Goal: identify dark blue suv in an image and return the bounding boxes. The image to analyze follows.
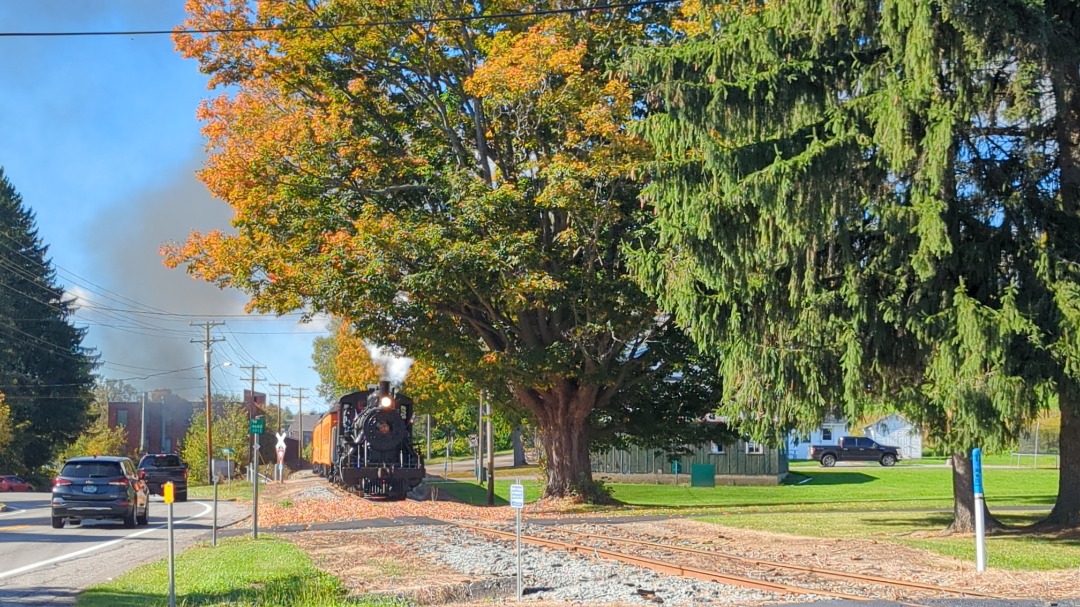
[51,456,150,529]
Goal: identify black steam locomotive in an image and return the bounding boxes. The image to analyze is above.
[310,381,425,498]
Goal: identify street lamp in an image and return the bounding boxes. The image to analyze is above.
[204,360,233,483]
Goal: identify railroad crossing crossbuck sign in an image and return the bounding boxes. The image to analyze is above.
[275,431,287,466]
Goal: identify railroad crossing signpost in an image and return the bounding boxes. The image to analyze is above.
[275,432,287,483]
[510,481,525,600]
[251,417,263,539]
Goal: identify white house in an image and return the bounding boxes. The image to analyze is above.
[863,413,922,460]
[786,416,849,460]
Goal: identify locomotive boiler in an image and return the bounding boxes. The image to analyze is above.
[310,380,425,498]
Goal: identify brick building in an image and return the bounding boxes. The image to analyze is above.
[108,389,267,456]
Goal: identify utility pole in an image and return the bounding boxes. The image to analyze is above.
[271,383,290,431]
[191,321,225,483]
[293,387,307,457]
[238,365,266,471]
[140,392,147,455]
[486,392,495,505]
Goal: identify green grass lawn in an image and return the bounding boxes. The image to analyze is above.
[77,536,404,607]
[437,465,1058,512]
[188,480,255,502]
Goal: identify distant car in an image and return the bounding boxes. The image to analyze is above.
[137,453,189,502]
[51,456,150,529]
[0,475,34,492]
[809,436,901,467]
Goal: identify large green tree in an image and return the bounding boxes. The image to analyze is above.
[166,0,723,500]
[181,400,252,484]
[0,168,96,475]
[629,0,1080,529]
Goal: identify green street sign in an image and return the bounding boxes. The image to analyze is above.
[249,419,265,434]
[221,448,234,455]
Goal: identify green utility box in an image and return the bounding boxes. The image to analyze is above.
[690,463,716,487]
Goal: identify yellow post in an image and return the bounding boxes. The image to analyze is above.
[164,481,176,607]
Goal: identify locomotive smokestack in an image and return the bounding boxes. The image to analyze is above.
[379,380,391,395]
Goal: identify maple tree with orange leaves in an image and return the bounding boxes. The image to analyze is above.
[164,0,728,501]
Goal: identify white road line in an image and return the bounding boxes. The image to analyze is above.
[0,502,213,581]
[0,507,24,517]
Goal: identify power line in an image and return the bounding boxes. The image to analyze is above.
[0,1,675,37]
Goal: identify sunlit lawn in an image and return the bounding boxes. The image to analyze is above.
[441,465,1058,511]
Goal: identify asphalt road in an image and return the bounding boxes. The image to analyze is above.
[0,490,248,606]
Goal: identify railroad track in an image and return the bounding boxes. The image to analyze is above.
[451,521,1007,605]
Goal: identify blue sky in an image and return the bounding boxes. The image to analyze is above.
[0,2,331,413]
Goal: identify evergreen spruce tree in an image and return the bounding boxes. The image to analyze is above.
[0,167,96,474]
[628,1,1080,529]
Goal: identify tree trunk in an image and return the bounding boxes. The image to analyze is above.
[516,381,611,503]
[947,450,1003,534]
[1040,21,1080,530]
[1042,382,1080,527]
[511,425,528,467]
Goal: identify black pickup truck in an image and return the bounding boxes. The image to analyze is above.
[137,454,188,501]
[809,436,900,467]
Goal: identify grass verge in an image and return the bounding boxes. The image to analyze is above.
[76,536,407,607]
[188,481,255,502]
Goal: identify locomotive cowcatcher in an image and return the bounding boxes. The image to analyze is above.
[311,381,425,499]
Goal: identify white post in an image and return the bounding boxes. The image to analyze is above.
[510,478,524,601]
[516,505,522,601]
[972,448,986,572]
[1033,421,1040,469]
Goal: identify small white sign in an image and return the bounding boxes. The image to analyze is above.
[509,483,525,509]
[275,431,288,450]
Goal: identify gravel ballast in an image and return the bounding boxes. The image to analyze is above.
[411,524,809,606]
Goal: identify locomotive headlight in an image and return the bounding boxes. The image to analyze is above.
[379,395,394,409]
